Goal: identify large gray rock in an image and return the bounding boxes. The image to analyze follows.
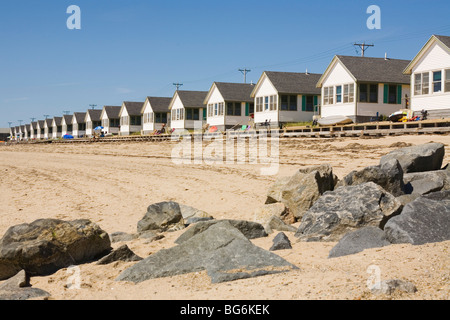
[174,219,267,244]
[0,270,50,300]
[137,201,185,233]
[270,232,292,251]
[384,191,450,245]
[328,227,391,258]
[268,164,337,220]
[116,221,297,284]
[96,244,143,265]
[337,159,405,196]
[253,202,295,234]
[370,279,417,295]
[380,142,445,173]
[295,182,402,242]
[0,219,111,281]
[403,170,450,195]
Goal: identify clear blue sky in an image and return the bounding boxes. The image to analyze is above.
[1,0,450,128]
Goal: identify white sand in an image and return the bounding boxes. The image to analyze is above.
[0,134,449,300]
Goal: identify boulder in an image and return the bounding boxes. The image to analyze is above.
[0,270,50,300]
[269,232,292,251]
[379,142,445,173]
[269,164,337,220]
[137,201,185,233]
[96,245,143,265]
[253,202,295,233]
[265,176,291,204]
[109,232,138,243]
[295,182,402,242]
[174,219,267,244]
[403,170,450,195]
[328,227,391,258]
[179,204,213,222]
[116,220,298,284]
[264,216,297,234]
[384,191,450,245]
[370,279,417,295]
[337,159,405,196]
[0,219,111,281]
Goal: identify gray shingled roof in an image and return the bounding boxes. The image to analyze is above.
[435,34,450,49]
[213,82,254,102]
[103,106,121,119]
[176,90,208,109]
[53,117,62,126]
[37,120,44,128]
[62,115,72,124]
[262,71,322,95]
[337,55,410,84]
[145,97,172,113]
[30,121,37,129]
[123,101,144,116]
[86,109,102,121]
[44,119,53,127]
[73,112,86,123]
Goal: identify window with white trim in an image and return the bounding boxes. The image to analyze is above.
[323,86,334,105]
[446,69,450,92]
[414,72,430,95]
[433,71,442,93]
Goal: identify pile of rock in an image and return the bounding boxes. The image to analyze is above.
[261,142,449,258]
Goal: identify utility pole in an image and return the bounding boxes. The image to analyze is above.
[30,117,36,122]
[173,83,183,91]
[8,122,12,128]
[43,115,50,119]
[353,42,374,57]
[89,104,97,110]
[238,68,251,83]
[63,111,70,115]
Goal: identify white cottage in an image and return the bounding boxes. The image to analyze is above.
[250,71,322,128]
[43,119,53,139]
[36,120,45,140]
[403,35,450,119]
[119,101,144,136]
[100,106,121,135]
[169,90,208,131]
[24,124,31,140]
[51,117,63,139]
[204,82,254,131]
[85,109,103,137]
[141,97,171,135]
[61,115,73,136]
[29,121,38,140]
[317,55,411,123]
[72,112,87,138]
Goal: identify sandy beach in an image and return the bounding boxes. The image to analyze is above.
[0,134,449,300]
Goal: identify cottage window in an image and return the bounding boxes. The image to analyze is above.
[433,71,442,93]
[185,108,200,120]
[280,95,297,111]
[388,85,398,104]
[336,86,342,103]
[343,84,354,103]
[155,112,167,123]
[323,87,334,105]
[414,72,429,95]
[359,84,378,103]
[264,97,269,111]
[227,102,241,116]
[446,69,450,92]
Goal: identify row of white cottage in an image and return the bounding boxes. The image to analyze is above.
[12,34,450,140]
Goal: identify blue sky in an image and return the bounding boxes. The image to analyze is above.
[1,0,450,128]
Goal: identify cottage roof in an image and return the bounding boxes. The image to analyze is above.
[53,117,62,126]
[206,82,254,104]
[37,120,44,128]
[122,101,144,116]
[103,106,121,119]
[44,119,53,127]
[73,112,87,123]
[173,90,208,109]
[251,71,322,97]
[86,109,102,121]
[62,115,73,124]
[143,97,172,113]
[435,34,450,49]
